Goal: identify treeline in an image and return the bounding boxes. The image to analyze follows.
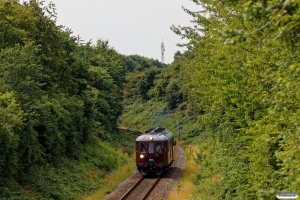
[122,52,188,110]
[0,0,126,193]
[123,54,167,72]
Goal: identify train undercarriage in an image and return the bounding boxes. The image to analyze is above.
[137,159,172,176]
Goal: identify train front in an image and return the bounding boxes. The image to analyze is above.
[135,132,168,176]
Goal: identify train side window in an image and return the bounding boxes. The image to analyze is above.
[141,143,147,153]
[156,143,162,153]
[149,142,154,153]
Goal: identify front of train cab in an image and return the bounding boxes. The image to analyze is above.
[136,138,165,176]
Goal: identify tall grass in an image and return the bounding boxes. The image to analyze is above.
[168,142,199,200]
[79,157,136,200]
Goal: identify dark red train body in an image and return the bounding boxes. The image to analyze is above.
[135,127,175,176]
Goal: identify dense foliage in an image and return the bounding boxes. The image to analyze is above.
[122,53,186,111]
[123,54,167,72]
[122,0,300,199]
[170,0,300,199]
[0,1,131,199]
[2,0,299,199]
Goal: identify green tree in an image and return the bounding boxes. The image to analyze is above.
[171,0,280,198]
[222,0,300,195]
[0,92,23,177]
[0,42,45,172]
[164,79,183,109]
[0,0,128,176]
[138,67,161,100]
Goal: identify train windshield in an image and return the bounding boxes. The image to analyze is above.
[149,142,154,153]
[141,143,147,153]
[156,142,162,153]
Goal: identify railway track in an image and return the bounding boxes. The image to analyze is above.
[119,127,143,136]
[120,176,161,200]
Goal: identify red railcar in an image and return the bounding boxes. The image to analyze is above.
[135,127,175,176]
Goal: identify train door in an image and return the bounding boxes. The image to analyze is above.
[166,137,174,166]
[136,142,140,165]
[171,137,174,162]
[169,139,172,164]
[166,139,171,165]
[137,142,147,166]
[163,141,168,165]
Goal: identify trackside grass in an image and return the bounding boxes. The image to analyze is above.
[79,156,136,200]
[168,142,199,200]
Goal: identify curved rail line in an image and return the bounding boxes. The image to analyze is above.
[141,176,161,200]
[120,176,161,200]
[119,177,144,200]
[119,127,143,136]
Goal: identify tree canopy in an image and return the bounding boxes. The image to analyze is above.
[0,1,126,196]
[168,0,300,198]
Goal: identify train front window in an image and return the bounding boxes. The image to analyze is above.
[149,142,154,153]
[141,143,147,153]
[156,143,162,153]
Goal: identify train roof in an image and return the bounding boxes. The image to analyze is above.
[136,128,174,142]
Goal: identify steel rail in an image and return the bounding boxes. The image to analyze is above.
[119,127,143,136]
[119,177,144,200]
[141,176,161,200]
[120,176,161,200]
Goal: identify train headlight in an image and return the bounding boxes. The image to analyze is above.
[140,154,145,159]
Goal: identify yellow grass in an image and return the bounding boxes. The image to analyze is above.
[168,143,200,200]
[79,157,136,200]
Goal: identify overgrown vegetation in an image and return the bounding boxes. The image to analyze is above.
[0,1,135,199]
[121,0,300,199]
[171,0,300,198]
[1,0,300,199]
